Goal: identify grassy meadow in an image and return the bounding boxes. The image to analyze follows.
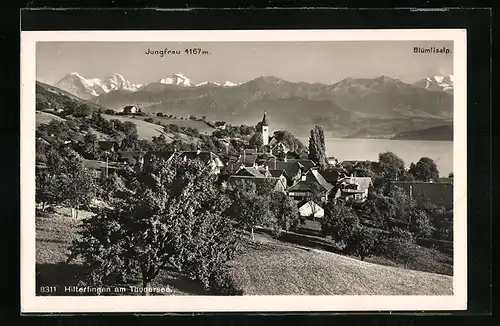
[36,210,453,296]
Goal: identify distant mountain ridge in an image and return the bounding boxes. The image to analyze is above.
[391,125,453,141]
[92,74,453,120]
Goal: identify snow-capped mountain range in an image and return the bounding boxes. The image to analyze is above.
[159,73,241,88]
[53,71,451,101]
[55,72,144,100]
[55,72,242,99]
[413,75,454,94]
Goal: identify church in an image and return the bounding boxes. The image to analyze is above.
[260,111,270,146]
[258,111,289,156]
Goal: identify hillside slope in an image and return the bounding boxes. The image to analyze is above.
[229,237,453,295]
[391,125,453,141]
[100,114,199,143]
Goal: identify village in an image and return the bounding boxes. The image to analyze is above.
[39,110,453,221]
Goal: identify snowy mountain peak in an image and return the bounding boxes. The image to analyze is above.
[159,73,192,87]
[55,72,143,100]
[223,81,241,87]
[195,80,240,87]
[415,74,454,94]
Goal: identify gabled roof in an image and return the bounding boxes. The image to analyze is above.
[263,159,302,177]
[234,167,266,178]
[286,159,316,171]
[309,170,334,192]
[268,169,286,178]
[287,169,334,193]
[338,176,373,193]
[297,199,324,210]
[319,169,343,184]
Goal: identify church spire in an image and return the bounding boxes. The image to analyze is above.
[261,111,269,127]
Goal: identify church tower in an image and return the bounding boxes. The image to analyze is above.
[261,111,269,146]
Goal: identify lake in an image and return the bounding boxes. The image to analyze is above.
[298,138,454,177]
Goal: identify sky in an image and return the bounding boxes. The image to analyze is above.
[36,41,454,86]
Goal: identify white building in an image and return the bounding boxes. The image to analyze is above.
[298,200,325,219]
[260,111,269,146]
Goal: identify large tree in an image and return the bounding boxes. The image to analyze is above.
[36,145,96,217]
[409,157,440,181]
[377,151,406,181]
[68,155,240,294]
[308,125,327,169]
[226,179,272,240]
[273,130,307,154]
[269,191,300,236]
[249,131,264,150]
[321,201,361,245]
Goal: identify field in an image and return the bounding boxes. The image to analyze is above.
[130,115,216,135]
[101,114,200,143]
[36,210,453,296]
[230,233,452,295]
[36,111,66,127]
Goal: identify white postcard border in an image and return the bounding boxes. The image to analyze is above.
[21,29,467,313]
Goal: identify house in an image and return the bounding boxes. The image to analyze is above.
[82,159,123,178]
[266,137,290,156]
[327,156,338,166]
[287,169,334,203]
[98,140,121,152]
[143,150,224,175]
[268,169,292,188]
[286,158,316,172]
[227,175,287,193]
[214,121,227,130]
[234,166,270,178]
[320,167,346,185]
[122,105,140,114]
[117,151,144,165]
[263,158,304,185]
[298,200,325,219]
[333,176,373,202]
[391,180,453,209]
[143,150,176,168]
[225,151,258,172]
[255,152,276,166]
[179,150,225,175]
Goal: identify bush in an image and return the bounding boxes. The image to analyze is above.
[321,201,361,244]
[374,227,416,262]
[207,266,243,295]
[345,226,379,260]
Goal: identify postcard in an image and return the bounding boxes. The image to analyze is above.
[21,29,467,313]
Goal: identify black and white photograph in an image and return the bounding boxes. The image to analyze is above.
[21,29,467,312]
